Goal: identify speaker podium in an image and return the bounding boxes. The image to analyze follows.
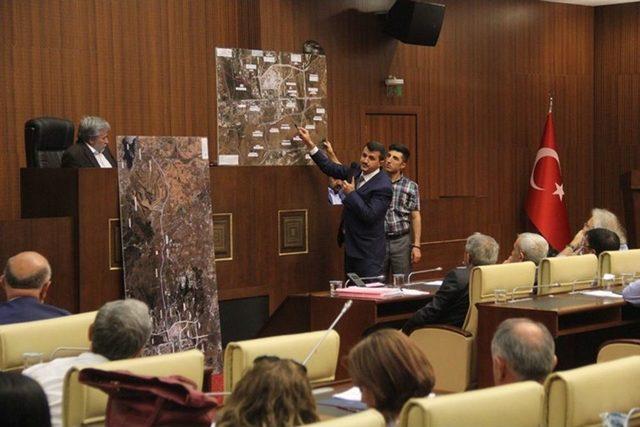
[21,168,122,312]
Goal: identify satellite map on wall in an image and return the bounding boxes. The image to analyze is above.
[216,47,327,166]
[117,136,222,370]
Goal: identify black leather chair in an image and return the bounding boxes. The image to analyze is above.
[25,117,75,167]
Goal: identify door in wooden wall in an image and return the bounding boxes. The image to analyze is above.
[362,113,418,180]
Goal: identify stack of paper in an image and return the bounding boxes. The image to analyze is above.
[335,287,403,299]
[580,290,623,299]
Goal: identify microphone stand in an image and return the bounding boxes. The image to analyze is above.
[302,300,353,366]
[406,267,443,284]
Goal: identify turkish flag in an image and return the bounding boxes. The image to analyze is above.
[525,112,571,251]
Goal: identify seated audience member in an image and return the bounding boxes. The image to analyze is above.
[61,116,116,168]
[0,251,69,325]
[491,318,557,386]
[24,299,152,427]
[622,279,640,306]
[583,228,620,256]
[216,356,319,427]
[348,329,435,426]
[0,372,51,427]
[402,232,499,333]
[503,232,549,266]
[561,208,628,255]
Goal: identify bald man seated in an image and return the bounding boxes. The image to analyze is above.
[491,318,557,386]
[0,251,69,325]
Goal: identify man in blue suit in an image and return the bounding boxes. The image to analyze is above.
[298,127,393,278]
[0,251,69,325]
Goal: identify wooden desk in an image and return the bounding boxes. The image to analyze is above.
[21,168,121,312]
[314,380,360,419]
[476,290,640,388]
[259,285,438,379]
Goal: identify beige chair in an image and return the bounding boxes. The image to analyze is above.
[597,339,640,363]
[307,409,386,426]
[224,330,340,392]
[544,355,640,427]
[409,262,536,392]
[398,381,544,427]
[599,249,640,283]
[62,349,204,427]
[537,254,598,295]
[0,311,96,372]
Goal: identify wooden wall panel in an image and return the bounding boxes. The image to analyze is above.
[0,218,77,313]
[595,3,640,233]
[1,0,597,313]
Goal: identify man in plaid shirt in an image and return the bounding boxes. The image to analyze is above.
[383,144,422,278]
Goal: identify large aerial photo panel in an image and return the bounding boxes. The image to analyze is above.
[117,136,222,370]
[216,47,328,166]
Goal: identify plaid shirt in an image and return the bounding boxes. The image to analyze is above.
[385,175,420,237]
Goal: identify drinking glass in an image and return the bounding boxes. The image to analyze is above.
[22,352,43,369]
[621,272,634,287]
[329,280,343,296]
[494,288,508,303]
[393,274,405,288]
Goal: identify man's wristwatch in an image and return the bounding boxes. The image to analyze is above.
[412,245,421,249]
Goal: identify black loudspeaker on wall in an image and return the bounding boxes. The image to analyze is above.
[384,0,445,47]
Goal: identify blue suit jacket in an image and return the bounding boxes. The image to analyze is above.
[0,297,70,325]
[312,150,393,262]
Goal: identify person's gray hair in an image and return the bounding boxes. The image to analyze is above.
[591,208,627,244]
[491,318,555,383]
[465,232,499,266]
[77,116,110,143]
[517,233,549,265]
[2,254,51,289]
[92,299,152,360]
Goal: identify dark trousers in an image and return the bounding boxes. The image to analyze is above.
[344,254,383,280]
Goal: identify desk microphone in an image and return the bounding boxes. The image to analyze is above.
[302,300,353,366]
[407,267,443,284]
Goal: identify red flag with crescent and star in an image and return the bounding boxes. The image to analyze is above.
[525,110,571,251]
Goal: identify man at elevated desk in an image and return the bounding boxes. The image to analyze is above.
[61,116,117,168]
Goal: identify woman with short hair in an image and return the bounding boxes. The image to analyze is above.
[348,329,435,426]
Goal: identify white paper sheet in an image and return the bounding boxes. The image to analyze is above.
[400,288,430,296]
[333,387,362,401]
[580,290,623,298]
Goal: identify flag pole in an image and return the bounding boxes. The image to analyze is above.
[548,93,553,114]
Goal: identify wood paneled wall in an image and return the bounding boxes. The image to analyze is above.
[594,3,640,240]
[1,0,600,310]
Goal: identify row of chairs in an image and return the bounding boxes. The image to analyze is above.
[311,355,640,427]
[1,311,639,426]
[538,249,639,295]
[0,311,203,426]
[410,249,640,393]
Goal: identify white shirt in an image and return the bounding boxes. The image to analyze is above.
[86,143,113,168]
[309,146,380,188]
[24,352,109,427]
[357,168,380,188]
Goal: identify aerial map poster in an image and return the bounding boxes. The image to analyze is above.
[216,47,328,166]
[116,136,222,370]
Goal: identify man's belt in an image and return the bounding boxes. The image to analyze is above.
[387,232,409,240]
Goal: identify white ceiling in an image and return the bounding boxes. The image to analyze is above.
[543,0,638,6]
